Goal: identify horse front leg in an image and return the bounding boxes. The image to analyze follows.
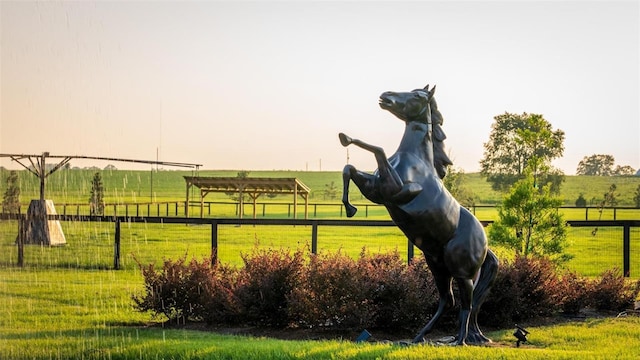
[339,133,406,197]
[342,164,380,218]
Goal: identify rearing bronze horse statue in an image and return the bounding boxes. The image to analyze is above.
[340,85,498,345]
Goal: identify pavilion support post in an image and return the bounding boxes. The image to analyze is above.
[185,182,190,217]
[238,188,244,219]
[293,184,298,219]
[200,189,204,218]
[251,193,259,219]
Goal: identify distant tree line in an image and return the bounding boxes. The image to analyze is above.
[576,154,635,176]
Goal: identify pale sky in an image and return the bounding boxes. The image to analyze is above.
[1,1,638,174]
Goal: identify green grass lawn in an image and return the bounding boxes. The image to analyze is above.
[1,264,639,359]
[2,169,640,359]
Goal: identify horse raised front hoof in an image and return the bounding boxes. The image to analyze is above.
[338,133,353,147]
[344,203,358,217]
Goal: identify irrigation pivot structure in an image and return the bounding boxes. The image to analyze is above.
[1,152,202,246]
[1,152,202,200]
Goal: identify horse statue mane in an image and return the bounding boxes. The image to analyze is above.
[420,85,453,179]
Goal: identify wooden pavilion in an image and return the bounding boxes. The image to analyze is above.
[183,176,311,219]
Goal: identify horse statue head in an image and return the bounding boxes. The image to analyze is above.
[378,85,436,124]
[378,85,452,179]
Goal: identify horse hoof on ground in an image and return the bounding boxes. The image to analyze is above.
[464,332,492,345]
[339,133,353,147]
[412,336,425,344]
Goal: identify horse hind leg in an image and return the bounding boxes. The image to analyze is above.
[413,271,454,343]
[467,249,499,344]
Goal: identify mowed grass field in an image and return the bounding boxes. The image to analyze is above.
[1,169,640,359]
[1,220,640,359]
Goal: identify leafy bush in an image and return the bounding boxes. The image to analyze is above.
[288,249,438,330]
[364,253,437,329]
[200,262,241,325]
[588,268,640,312]
[558,270,591,315]
[234,248,305,327]
[133,249,640,332]
[480,255,562,327]
[132,255,217,324]
[288,250,367,329]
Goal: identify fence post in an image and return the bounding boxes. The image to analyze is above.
[623,222,630,277]
[114,219,121,270]
[211,221,218,265]
[407,240,414,263]
[17,216,24,267]
[311,221,318,254]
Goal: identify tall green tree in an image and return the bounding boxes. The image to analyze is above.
[633,184,640,208]
[576,154,615,176]
[480,112,565,192]
[488,164,569,262]
[443,166,476,208]
[2,171,21,214]
[89,172,105,216]
[612,165,636,176]
[323,181,338,200]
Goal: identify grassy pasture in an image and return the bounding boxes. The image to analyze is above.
[1,231,640,359]
[2,169,640,207]
[2,169,640,359]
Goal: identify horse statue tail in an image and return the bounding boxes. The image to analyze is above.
[473,249,498,307]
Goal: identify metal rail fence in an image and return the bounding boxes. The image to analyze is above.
[3,202,640,220]
[2,214,637,277]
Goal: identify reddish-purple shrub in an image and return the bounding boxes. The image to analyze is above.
[234,248,305,327]
[132,255,217,323]
[362,252,438,329]
[480,255,562,327]
[288,250,368,329]
[200,262,241,325]
[588,268,640,312]
[133,248,640,332]
[558,270,591,315]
